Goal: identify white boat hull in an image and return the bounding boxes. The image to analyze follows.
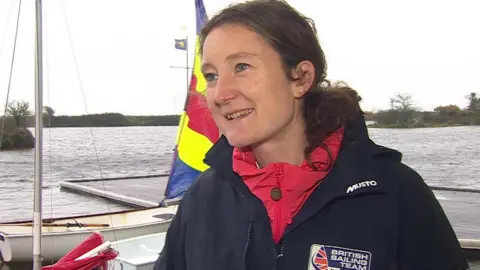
[0,205,177,263]
[111,232,167,270]
[106,234,480,270]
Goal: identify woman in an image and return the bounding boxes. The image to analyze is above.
[155,1,468,269]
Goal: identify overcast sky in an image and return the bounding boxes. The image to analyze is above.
[0,0,479,116]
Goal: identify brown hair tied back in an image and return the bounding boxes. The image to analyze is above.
[302,80,362,168]
[199,0,362,169]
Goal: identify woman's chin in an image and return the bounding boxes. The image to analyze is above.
[224,134,253,148]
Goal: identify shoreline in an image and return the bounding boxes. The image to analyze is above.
[367,123,479,129]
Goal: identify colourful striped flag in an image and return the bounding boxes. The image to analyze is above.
[164,0,219,200]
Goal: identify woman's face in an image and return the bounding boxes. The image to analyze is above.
[201,24,311,148]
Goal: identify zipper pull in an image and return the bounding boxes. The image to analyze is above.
[276,240,284,259]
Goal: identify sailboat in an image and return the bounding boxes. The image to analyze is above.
[0,0,216,265]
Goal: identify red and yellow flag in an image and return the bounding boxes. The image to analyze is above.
[165,0,220,200]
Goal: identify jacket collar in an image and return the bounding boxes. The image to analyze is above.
[202,113,402,209]
[203,113,396,169]
[204,134,234,170]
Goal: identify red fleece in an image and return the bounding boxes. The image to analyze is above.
[232,128,344,243]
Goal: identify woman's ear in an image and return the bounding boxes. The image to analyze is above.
[291,60,315,98]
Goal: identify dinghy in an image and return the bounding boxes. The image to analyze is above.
[110,232,166,270]
[0,207,176,262]
[0,0,218,265]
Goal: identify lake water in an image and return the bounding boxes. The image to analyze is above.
[0,125,479,222]
[0,125,479,268]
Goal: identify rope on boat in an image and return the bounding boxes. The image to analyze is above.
[0,0,22,146]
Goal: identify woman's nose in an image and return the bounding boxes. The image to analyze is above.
[213,75,237,105]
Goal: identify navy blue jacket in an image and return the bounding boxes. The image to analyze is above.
[154,117,469,270]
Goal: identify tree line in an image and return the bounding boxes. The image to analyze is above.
[2,91,479,131]
[1,102,181,129]
[364,92,480,128]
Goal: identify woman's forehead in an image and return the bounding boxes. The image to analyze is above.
[201,25,274,66]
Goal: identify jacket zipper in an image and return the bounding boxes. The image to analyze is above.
[243,222,253,270]
[274,201,284,255]
[276,241,285,259]
[274,239,285,270]
[274,164,285,265]
[275,205,285,261]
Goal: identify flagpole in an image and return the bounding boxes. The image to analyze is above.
[164,35,192,203]
[170,37,193,91]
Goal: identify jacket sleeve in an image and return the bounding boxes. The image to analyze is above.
[153,196,189,270]
[396,164,469,270]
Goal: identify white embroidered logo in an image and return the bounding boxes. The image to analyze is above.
[308,244,372,270]
[346,180,378,194]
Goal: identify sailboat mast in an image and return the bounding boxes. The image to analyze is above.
[33,0,44,268]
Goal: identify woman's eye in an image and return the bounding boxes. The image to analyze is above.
[235,63,250,72]
[204,73,218,82]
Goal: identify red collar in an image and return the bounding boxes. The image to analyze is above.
[232,128,344,243]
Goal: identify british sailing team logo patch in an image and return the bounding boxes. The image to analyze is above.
[308,244,372,270]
